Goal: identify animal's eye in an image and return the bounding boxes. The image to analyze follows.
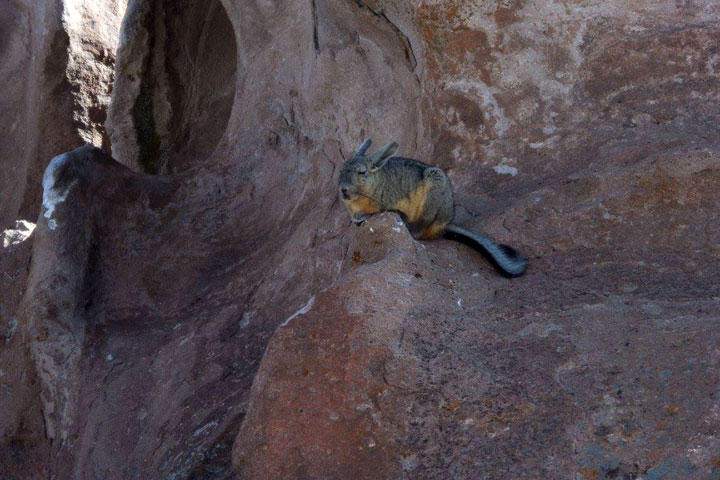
[357,165,367,175]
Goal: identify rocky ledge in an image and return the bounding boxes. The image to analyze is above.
[1,0,719,479]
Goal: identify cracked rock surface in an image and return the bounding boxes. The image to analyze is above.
[1,0,719,478]
[0,0,126,230]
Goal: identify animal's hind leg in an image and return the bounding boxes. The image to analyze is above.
[417,220,446,239]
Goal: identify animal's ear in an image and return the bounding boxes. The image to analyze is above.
[369,142,398,171]
[353,139,372,158]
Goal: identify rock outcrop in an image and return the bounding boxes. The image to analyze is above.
[1,1,126,476]
[1,0,719,479]
[0,0,127,230]
[0,223,45,477]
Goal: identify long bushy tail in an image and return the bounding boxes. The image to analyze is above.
[444,224,527,277]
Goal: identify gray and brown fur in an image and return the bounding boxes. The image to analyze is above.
[339,139,527,277]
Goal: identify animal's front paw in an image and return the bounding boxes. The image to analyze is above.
[352,213,370,226]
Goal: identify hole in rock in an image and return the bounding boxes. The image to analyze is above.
[130,0,238,173]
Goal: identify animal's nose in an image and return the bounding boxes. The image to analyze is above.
[341,187,348,195]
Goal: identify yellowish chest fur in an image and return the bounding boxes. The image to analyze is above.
[344,196,382,215]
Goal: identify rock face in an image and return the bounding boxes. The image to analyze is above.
[0,0,127,229]
[1,1,126,476]
[0,224,45,477]
[1,0,719,479]
[107,0,238,173]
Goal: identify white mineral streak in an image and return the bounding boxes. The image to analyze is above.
[280,295,316,328]
[2,220,36,248]
[42,154,75,230]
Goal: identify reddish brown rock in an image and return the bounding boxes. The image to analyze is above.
[1,0,719,479]
[235,151,720,478]
[4,1,430,476]
[233,1,720,478]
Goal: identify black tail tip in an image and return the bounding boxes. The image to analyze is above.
[498,244,528,277]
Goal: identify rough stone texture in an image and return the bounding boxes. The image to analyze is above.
[0,227,47,478]
[1,0,719,479]
[1,1,126,476]
[232,1,720,478]
[235,208,720,479]
[0,1,32,231]
[0,0,126,230]
[107,0,238,173]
